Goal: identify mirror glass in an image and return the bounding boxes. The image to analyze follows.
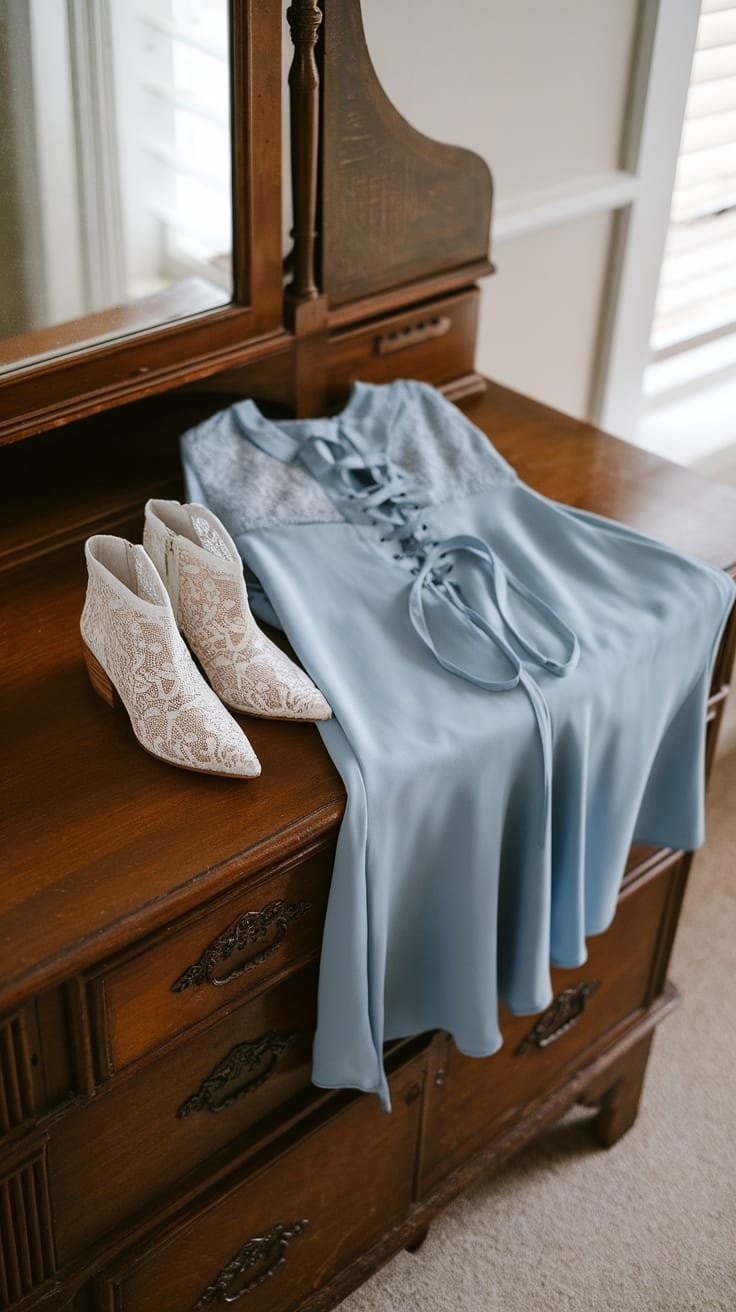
[0,0,232,375]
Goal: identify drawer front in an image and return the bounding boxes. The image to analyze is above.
[91,844,333,1073]
[326,290,479,403]
[421,853,685,1192]
[98,1058,425,1312]
[51,964,320,1262]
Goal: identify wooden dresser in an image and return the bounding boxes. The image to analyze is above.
[2,382,736,1312]
[2,3,736,1309]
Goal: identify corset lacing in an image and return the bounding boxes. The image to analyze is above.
[237,405,580,844]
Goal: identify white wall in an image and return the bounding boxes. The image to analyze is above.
[361,0,642,420]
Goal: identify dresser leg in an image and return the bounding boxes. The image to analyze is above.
[581,1032,655,1148]
[405,1224,430,1254]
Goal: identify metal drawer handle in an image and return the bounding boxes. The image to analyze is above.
[177,1031,299,1118]
[515,980,600,1056]
[171,899,311,993]
[376,314,451,355]
[192,1220,309,1309]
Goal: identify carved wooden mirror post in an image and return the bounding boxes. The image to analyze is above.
[284,0,496,415]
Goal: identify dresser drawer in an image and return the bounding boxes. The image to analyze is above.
[96,1056,425,1312]
[420,852,686,1192]
[50,963,320,1262]
[88,843,333,1074]
[325,289,479,405]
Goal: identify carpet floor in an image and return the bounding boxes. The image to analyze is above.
[341,750,736,1312]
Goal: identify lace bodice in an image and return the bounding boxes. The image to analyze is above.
[180,380,517,538]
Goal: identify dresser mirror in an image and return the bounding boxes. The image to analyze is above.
[0,0,282,445]
[0,0,233,373]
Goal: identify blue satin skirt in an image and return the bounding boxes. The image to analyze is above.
[199,476,735,1108]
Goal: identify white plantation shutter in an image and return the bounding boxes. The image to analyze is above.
[125,0,232,286]
[650,0,736,361]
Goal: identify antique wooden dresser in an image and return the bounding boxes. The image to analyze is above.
[1,4,735,1310]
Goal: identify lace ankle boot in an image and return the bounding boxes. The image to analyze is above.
[143,500,332,722]
[80,535,261,777]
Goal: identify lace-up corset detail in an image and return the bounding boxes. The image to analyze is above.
[229,388,582,842]
[297,424,436,572]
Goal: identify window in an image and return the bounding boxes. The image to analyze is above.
[645,0,736,404]
[113,0,232,297]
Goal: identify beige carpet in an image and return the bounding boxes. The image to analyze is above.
[342,751,736,1312]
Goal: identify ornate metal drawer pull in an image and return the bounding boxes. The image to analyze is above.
[177,1030,299,1118]
[376,315,451,355]
[515,980,600,1056]
[192,1220,309,1309]
[171,899,311,993]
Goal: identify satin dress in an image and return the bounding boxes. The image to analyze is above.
[181,379,735,1108]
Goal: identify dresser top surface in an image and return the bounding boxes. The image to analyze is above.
[2,379,735,1010]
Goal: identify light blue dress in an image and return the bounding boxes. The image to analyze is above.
[182,379,735,1109]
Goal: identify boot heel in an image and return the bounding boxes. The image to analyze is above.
[83,643,120,709]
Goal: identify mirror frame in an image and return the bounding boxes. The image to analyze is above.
[0,0,284,446]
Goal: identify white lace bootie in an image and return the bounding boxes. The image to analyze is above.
[80,535,261,778]
[143,499,332,722]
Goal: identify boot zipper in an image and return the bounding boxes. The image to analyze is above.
[164,533,180,621]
